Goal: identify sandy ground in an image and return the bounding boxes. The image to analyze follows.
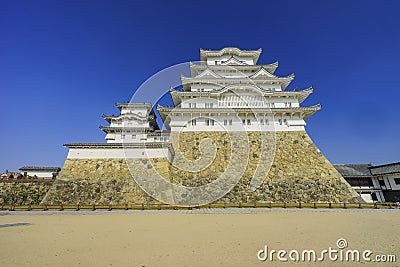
[0,209,399,267]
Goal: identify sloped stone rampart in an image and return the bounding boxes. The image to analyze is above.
[42,131,360,205]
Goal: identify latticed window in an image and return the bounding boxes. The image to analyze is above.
[206,119,215,126]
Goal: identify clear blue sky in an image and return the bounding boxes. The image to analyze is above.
[1,0,400,171]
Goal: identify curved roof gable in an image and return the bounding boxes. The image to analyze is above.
[249,67,277,78]
[200,47,262,63]
[195,68,222,78]
[212,84,267,95]
[102,112,151,123]
[220,56,248,66]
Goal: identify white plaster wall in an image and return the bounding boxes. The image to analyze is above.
[210,68,248,76]
[67,147,172,160]
[106,133,169,143]
[106,132,146,143]
[168,114,305,132]
[271,98,299,108]
[190,84,221,91]
[205,67,274,78]
[22,171,54,178]
[360,193,373,203]
[120,107,148,115]
[180,96,299,109]
[110,119,148,128]
[372,178,381,188]
[383,174,400,190]
[258,84,282,91]
[181,98,218,108]
[206,55,254,65]
[371,178,386,202]
[189,83,282,92]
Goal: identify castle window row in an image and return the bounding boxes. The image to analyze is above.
[187,117,294,127]
[183,101,299,109]
[191,87,278,92]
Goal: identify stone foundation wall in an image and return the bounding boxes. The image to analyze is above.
[41,158,169,205]
[169,131,360,203]
[42,131,360,205]
[0,182,53,205]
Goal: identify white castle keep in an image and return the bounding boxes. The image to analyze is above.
[65,47,320,160]
[47,47,360,205]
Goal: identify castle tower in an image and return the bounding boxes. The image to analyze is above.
[43,47,361,205]
[157,47,360,203]
[158,47,318,132]
[101,102,160,143]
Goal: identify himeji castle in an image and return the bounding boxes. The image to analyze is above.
[42,47,361,205]
[99,47,319,141]
[158,47,319,133]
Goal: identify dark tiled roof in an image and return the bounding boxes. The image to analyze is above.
[333,164,372,177]
[369,162,400,175]
[19,166,61,172]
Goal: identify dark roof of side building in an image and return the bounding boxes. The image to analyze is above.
[19,166,61,172]
[369,162,400,175]
[333,164,372,177]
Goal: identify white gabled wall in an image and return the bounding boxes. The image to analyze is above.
[180,95,300,109]
[167,114,305,132]
[21,171,55,178]
[67,147,172,160]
